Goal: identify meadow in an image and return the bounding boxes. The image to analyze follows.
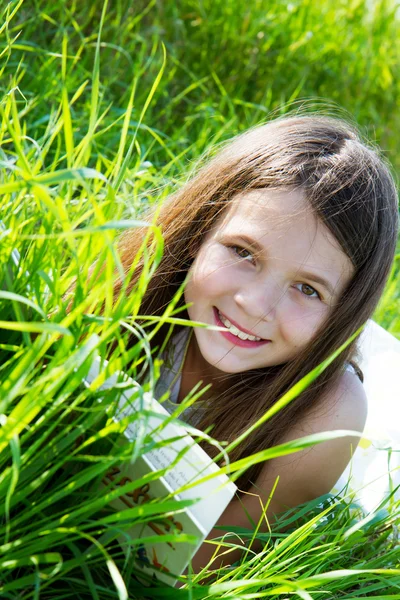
[0,0,399,598]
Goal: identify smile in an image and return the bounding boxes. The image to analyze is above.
[213,308,271,348]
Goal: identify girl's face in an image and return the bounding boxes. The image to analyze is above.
[184,188,354,375]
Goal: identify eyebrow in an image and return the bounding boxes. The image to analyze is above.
[295,270,336,296]
[234,234,338,297]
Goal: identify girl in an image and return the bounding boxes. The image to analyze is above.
[115,115,399,569]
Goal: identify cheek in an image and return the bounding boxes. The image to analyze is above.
[185,268,230,306]
[185,249,234,302]
[279,302,330,346]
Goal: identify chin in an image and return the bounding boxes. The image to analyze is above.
[199,349,243,374]
[212,362,244,374]
[205,353,259,374]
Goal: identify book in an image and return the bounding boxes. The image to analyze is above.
[84,357,237,585]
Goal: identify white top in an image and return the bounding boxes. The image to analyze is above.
[154,328,202,424]
[155,321,400,511]
[154,328,188,406]
[332,320,400,510]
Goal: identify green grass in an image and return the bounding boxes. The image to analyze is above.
[0,0,399,598]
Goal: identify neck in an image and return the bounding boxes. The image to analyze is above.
[178,332,226,403]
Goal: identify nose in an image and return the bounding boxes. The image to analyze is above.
[233,275,283,322]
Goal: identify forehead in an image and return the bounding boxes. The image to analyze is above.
[223,189,310,233]
[213,188,354,286]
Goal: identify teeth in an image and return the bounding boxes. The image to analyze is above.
[218,311,262,342]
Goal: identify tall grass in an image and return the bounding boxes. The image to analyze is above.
[0,0,399,598]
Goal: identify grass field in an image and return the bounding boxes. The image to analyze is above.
[0,0,399,598]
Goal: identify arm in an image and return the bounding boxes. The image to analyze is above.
[190,369,368,572]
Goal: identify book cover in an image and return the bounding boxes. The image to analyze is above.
[84,357,237,584]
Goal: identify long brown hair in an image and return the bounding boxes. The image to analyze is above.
[116,115,399,489]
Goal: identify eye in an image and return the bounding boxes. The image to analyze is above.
[294,283,321,299]
[229,245,254,262]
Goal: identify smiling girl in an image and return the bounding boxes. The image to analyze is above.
[115,115,399,568]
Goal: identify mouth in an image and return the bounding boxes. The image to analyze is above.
[213,307,271,348]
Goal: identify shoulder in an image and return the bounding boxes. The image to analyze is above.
[254,369,368,514]
[199,372,368,561]
[277,367,367,455]
[306,367,368,435]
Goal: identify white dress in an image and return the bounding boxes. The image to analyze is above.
[155,322,400,512]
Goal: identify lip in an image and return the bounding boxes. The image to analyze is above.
[213,307,271,348]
